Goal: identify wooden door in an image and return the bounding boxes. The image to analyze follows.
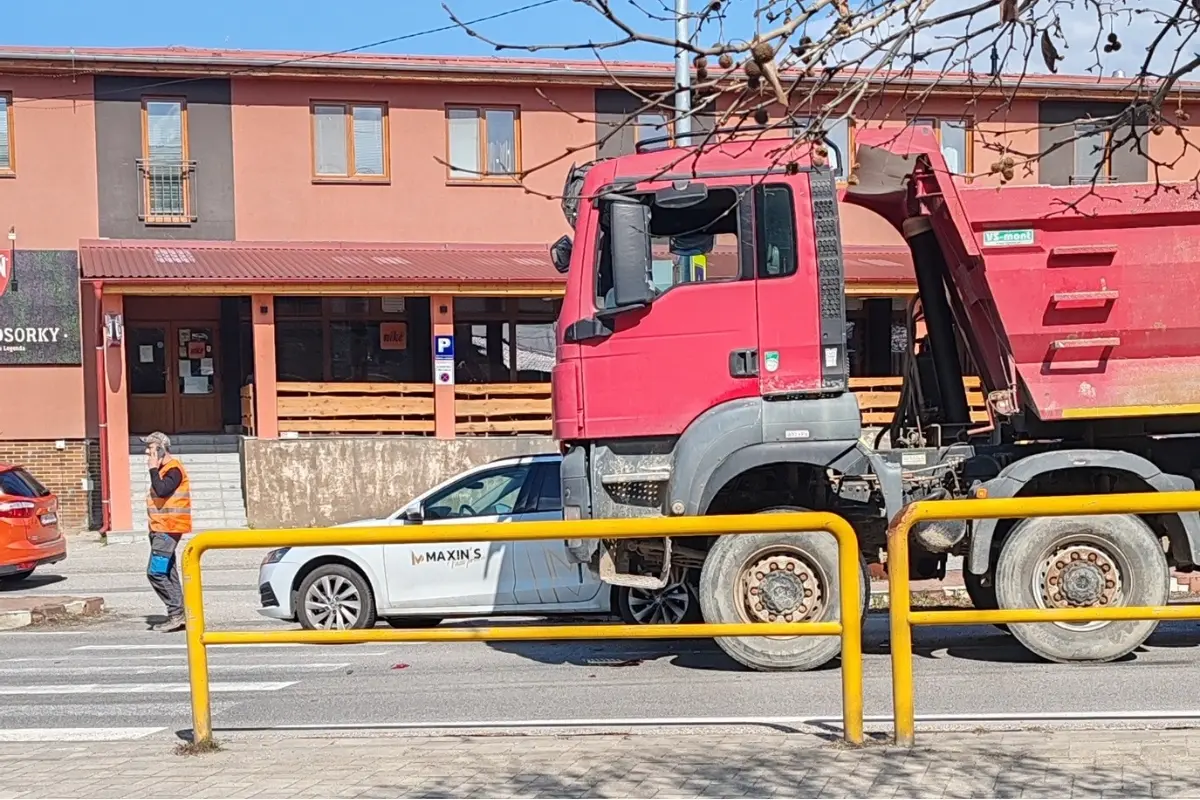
[127,326,172,435]
[172,323,222,433]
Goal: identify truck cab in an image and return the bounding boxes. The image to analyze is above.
[550,127,1200,672]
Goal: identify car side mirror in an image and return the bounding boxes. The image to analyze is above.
[403,504,424,523]
[607,198,654,311]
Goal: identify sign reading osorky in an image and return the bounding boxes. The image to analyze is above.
[0,251,82,366]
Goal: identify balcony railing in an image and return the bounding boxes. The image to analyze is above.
[137,159,197,224]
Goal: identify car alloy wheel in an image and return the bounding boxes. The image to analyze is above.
[621,569,696,625]
[304,573,363,630]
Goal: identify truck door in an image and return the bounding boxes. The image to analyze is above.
[754,176,832,395]
[576,182,760,439]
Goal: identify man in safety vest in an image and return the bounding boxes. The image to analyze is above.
[143,431,191,632]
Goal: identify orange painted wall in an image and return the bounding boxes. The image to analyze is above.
[0,75,98,441]
[230,78,594,244]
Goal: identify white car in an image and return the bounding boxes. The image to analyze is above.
[257,453,699,630]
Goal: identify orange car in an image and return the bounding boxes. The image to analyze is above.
[0,464,66,585]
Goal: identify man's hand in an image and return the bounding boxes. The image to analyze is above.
[146,448,160,469]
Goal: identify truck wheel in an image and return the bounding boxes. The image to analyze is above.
[994,514,1168,663]
[962,569,1008,634]
[699,508,869,672]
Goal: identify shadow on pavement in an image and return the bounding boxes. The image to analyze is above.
[0,572,67,592]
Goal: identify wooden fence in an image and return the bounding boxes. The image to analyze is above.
[273,382,436,435]
[239,378,987,436]
[455,383,553,436]
[851,376,988,425]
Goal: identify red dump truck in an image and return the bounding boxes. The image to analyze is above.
[548,125,1200,672]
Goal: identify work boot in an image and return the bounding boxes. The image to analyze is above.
[159,614,186,633]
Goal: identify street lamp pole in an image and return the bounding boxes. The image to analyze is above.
[674,0,692,144]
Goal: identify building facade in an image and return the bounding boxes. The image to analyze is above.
[1,45,1195,532]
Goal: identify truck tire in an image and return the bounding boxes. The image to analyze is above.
[994,514,1168,663]
[699,507,869,672]
[962,569,1008,634]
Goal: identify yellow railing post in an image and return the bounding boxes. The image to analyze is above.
[886,490,1200,748]
[886,509,916,747]
[181,512,865,746]
[830,514,864,745]
[181,537,212,745]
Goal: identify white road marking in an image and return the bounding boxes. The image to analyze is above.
[0,651,391,663]
[0,681,297,695]
[71,643,365,651]
[0,663,350,675]
[0,727,167,742]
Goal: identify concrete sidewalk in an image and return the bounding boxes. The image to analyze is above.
[2,727,1199,798]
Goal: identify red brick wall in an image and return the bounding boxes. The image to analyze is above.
[0,440,94,533]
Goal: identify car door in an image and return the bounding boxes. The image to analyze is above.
[381,461,535,612]
[511,461,605,608]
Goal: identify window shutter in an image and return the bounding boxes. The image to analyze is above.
[352,105,385,176]
[0,96,9,170]
[313,105,348,176]
[448,108,481,179]
[485,109,517,175]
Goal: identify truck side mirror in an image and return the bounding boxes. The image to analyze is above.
[550,235,573,274]
[607,199,654,311]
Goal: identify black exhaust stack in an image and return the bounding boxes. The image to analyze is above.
[902,217,970,425]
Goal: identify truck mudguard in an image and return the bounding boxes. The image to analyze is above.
[967,449,1200,573]
[668,394,869,516]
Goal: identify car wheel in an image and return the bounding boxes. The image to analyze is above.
[0,569,34,586]
[614,568,701,625]
[296,564,377,631]
[385,617,443,629]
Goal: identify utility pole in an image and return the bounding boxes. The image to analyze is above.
[674,0,692,143]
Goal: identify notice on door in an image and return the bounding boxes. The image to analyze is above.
[139,344,154,363]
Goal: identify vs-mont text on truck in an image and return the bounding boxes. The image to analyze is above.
[544,125,1200,672]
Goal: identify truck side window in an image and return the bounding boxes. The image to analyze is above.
[755,184,797,279]
[595,186,749,309]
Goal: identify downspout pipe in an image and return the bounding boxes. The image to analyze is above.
[901,217,971,426]
[92,280,111,537]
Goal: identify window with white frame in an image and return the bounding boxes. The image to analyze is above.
[911,117,972,176]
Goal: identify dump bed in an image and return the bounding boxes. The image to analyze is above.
[845,128,1200,423]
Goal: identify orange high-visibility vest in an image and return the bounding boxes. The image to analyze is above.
[147,457,192,536]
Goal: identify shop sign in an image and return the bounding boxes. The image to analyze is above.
[0,251,82,366]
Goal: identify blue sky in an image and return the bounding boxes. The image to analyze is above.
[7,0,681,61]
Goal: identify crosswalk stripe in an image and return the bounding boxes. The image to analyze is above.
[71,643,361,651]
[0,727,167,742]
[0,663,350,675]
[0,681,296,695]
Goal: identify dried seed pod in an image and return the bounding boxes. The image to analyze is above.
[1002,168,1015,181]
[751,40,775,64]
[1153,124,1165,135]
[747,75,762,90]
[754,107,769,125]
[693,55,708,70]
[697,67,709,81]
[1179,108,1192,122]
[743,59,763,79]
[718,53,733,69]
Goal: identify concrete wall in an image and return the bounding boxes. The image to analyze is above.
[243,435,557,529]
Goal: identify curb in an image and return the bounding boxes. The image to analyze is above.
[0,597,106,630]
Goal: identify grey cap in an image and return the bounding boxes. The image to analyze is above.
[141,432,171,450]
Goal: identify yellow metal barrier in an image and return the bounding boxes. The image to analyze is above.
[182,512,863,745]
[887,490,1200,747]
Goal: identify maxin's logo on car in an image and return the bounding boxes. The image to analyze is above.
[411,547,484,567]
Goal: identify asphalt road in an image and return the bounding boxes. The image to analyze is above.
[3,536,1200,741]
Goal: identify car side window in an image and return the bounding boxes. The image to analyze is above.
[533,462,563,513]
[423,465,532,520]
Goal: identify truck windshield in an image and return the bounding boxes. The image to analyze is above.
[596,186,745,310]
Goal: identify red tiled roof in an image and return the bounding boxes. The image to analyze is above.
[78,239,914,286]
[0,44,1192,94]
[78,240,562,284]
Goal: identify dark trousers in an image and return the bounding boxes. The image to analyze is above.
[147,532,183,617]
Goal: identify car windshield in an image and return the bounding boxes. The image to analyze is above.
[422,464,531,520]
[0,468,49,498]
